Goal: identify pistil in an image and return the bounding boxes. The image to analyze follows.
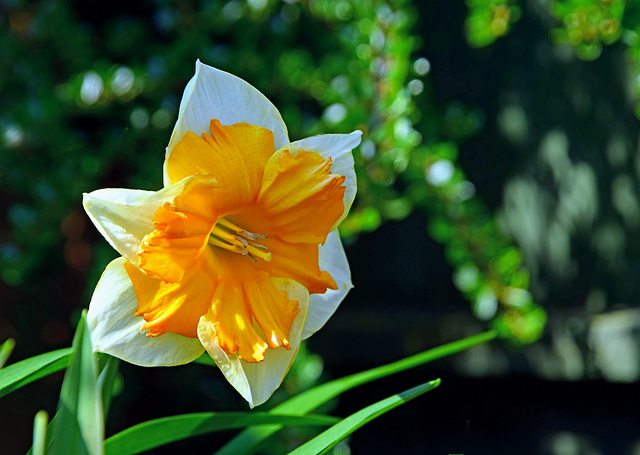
[208,218,271,262]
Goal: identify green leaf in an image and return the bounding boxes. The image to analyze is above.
[32,410,49,455]
[0,347,71,398]
[27,357,117,455]
[0,338,15,369]
[288,379,441,455]
[105,412,340,455]
[216,330,496,455]
[48,310,104,455]
[97,355,120,419]
[193,352,216,366]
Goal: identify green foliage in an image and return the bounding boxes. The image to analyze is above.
[32,411,48,455]
[0,338,15,369]
[0,311,494,454]
[96,356,120,423]
[405,142,546,344]
[465,0,522,47]
[264,0,543,342]
[104,412,340,455]
[550,0,625,60]
[1,0,540,350]
[287,380,441,455]
[0,347,71,399]
[47,311,104,455]
[466,0,640,123]
[216,330,496,455]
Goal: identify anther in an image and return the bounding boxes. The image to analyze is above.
[208,218,271,262]
[239,230,268,241]
[234,235,248,248]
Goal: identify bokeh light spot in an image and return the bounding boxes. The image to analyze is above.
[323,103,347,124]
[80,71,104,105]
[3,124,24,148]
[130,107,150,129]
[151,108,172,129]
[413,57,431,76]
[426,159,454,186]
[408,79,424,95]
[111,66,135,97]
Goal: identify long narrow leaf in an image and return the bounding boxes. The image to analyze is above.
[0,338,15,369]
[32,410,49,455]
[27,361,117,455]
[97,356,120,419]
[216,330,497,455]
[48,311,104,455]
[105,412,340,455]
[288,379,441,455]
[0,347,71,398]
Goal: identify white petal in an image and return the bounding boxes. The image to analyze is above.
[165,60,289,186]
[87,257,204,366]
[198,277,309,408]
[82,179,187,263]
[303,229,353,339]
[278,130,361,228]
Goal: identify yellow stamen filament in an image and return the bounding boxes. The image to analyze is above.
[208,219,272,262]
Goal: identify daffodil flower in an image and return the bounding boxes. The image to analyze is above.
[83,61,361,407]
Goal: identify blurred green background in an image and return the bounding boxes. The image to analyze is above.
[1,0,640,453]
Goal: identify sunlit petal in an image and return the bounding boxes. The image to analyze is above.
[199,252,301,363]
[198,277,308,407]
[126,253,216,338]
[165,60,288,186]
[206,276,269,363]
[279,131,361,228]
[303,230,353,339]
[245,234,337,295]
[138,174,220,283]
[255,150,346,244]
[242,269,300,352]
[83,179,190,264]
[167,120,274,213]
[88,258,204,366]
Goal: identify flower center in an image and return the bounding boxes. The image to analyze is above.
[208,217,271,262]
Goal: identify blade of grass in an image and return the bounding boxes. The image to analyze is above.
[216,330,497,455]
[48,311,104,455]
[0,338,15,369]
[288,379,441,455]
[0,347,71,398]
[32,410,49,455]
[105,412,340,455]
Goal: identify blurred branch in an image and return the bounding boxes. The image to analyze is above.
[0,0,546,346]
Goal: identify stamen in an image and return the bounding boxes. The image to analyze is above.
[208,236,239,253]
[245,244,272,262]
[239,230,268,241]
[208,218,271,262]
[234,235,248,248]
[216,217,244,232]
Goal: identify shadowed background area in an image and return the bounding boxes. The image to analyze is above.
[2,0,640,453]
